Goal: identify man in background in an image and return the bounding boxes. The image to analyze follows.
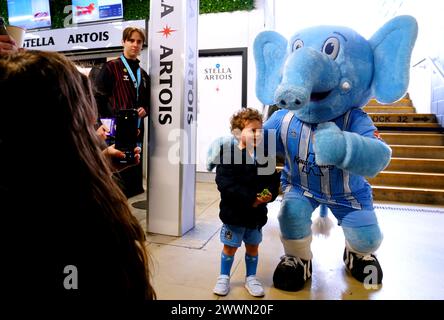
[94,26,150,198]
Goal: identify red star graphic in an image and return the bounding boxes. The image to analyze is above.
[157,25,177,38]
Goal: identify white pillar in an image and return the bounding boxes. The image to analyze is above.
[148,0,198,236]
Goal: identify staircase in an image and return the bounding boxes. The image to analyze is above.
[364,94,444,205]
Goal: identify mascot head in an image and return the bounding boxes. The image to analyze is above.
[254,15,418,123]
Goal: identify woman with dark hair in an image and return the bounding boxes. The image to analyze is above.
[0,50,155,301]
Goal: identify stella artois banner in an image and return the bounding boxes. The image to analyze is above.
[23,19,146,52]
[148,0,198,236]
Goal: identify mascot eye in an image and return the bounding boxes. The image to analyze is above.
[322,37,340,59]
[292,39,304,52]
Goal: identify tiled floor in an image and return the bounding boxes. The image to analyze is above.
[130,181,444,300]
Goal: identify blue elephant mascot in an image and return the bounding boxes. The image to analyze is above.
[254,15,417,291]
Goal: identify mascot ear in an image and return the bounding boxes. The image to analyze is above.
[369,15,418,103]
[253,31,288,105]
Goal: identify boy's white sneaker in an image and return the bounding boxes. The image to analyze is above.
[245,275,265,297]
[213,275,230,296]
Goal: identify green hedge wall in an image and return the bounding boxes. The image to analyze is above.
[0,1,7,24]
[0,0,254,29]
[200,0,254,14]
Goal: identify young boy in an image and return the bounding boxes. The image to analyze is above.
[212,108,280,297]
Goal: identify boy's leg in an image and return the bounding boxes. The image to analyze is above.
[221,244,237,275]
[213,224,243,296]
[244,229,265,297]
[219,224,243,274]
[245,244,259,277]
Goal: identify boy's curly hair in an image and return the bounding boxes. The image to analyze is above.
[230,108,263,132]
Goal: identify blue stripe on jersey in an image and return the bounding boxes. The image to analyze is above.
[263,108,379,209]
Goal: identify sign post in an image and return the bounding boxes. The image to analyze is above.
[148,0,198,236]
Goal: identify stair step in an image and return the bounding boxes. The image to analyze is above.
[367,98,413,106]
[369,113,437,123]
[375,123,444,133]
[378,129,444,133]
[375,122,442,128]
[372,185,444,205]
[368,171,444,189]
[277,158,444,173]
[354,94,442,205]
[380,133,444,146]
[387,158,444,173]
[391,145,444,159]
[363,106,416,113]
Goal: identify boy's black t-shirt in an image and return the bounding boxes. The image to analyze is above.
[215,144,281,229]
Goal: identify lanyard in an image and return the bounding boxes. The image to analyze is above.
[120,55,141,102]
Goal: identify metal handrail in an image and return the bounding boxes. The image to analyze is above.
[412,56,444,81]
[429,57,444,80]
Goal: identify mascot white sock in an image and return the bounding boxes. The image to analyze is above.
[281,235,313,261]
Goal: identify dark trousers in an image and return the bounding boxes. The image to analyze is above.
[115,119,145,198]
[116,160,144,198]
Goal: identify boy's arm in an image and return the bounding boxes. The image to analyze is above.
[258,170,281,204]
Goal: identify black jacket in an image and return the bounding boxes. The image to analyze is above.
[215,144,281,229]
[93,57,150,118]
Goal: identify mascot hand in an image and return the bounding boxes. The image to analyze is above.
[206,136,236,171]
[314,122,346,166]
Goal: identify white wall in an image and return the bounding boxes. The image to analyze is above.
[384,1,444,64]
[197,0,444,115]
[274,0,382,39]
[273,0,444,113]
[375,0,444,113]
[196,1,270,178]
[196,0,420,112]
[198,1,268,111]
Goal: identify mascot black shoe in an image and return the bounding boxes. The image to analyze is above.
[343,247,383,285]
[273,255,312,291]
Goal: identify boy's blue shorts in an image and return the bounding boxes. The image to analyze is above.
[220,224,262,247]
